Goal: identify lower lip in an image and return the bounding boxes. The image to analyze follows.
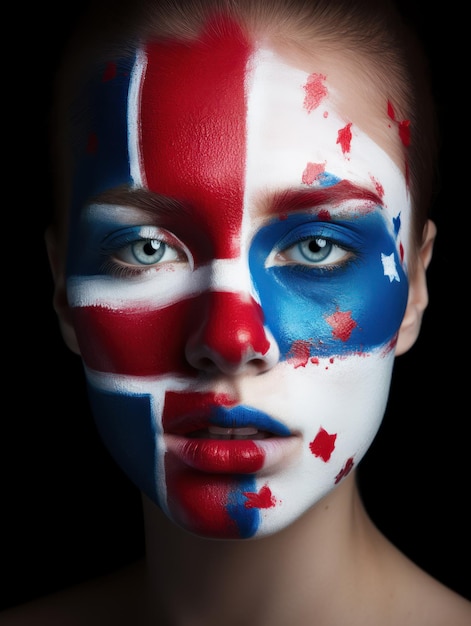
[164,435,300,474]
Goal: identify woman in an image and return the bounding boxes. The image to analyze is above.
[3,0,470,623]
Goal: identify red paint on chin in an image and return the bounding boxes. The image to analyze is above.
[334,456,354,484]
[139,19,252,259]
[309,427,337,462]
[164,461,244,538]
[243,484,276,509]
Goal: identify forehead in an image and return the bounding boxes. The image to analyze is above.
[70,15,410,250]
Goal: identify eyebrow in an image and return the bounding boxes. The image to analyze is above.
[269,180,383,217]
[88,180,382,222]
[87,186,192,221]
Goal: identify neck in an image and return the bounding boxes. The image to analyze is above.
[141,472,385,625]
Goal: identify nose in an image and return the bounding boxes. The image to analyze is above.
[185,291,279,375]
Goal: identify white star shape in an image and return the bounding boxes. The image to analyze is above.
[381,252,400,282]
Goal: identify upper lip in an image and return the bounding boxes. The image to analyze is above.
[163,398,292,438]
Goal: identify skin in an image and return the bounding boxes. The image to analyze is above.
[63,17,415,540]
[6,11,471,626]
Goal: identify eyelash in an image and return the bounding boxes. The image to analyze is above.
[275,236,354,271]
[99,225,358,278]
[100,228,190,277]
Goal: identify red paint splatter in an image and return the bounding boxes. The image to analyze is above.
[336,122,352,155]
[274,180,381,216]
[387,100,410,147]
[317,209,331,221]
[302,162,325,185]
[309,427,337,462]
[334,457,354,484]
[370,175,384,200]
[325,309,357,342]
[287,339,311,368]
[310,356,319,365]
[399,241,404,263]
[398,120,410,147]
[244,484,276,509]
[383,333,398,353]
[164,460,243,538]
[303,73,327,112]
[102,61,117,82]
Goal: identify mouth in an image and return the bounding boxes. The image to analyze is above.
[188,426,274,440]
[163,404,298,474]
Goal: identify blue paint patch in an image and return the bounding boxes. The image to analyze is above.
[249,209,408,358]
[68,55,138,273]
[392,212,401,238]
[226,476,260,538]
[210,405,291,435]
[316,172,341,187]
[87,382,160,505]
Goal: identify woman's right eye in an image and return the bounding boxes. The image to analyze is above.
[114,237,182,266]
[101,226,191,276]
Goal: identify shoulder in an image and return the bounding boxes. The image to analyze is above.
[405,575,471,626]
[385,545,471,626]
[0,560,148,626]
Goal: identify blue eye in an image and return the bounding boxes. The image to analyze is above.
[116,238,180,265]
[263,218,363,271]
[100,225,190,276]
[269,231,354,270]
[283,237,349,266]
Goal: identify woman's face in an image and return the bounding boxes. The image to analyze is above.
[65,17,411,539]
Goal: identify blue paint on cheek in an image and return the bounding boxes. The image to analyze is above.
[86,382,161,506]
[226,476,260,538]
[249,212,409,358]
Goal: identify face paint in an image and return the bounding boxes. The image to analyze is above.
[66,17,410,539]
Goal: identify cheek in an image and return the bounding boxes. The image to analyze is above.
[87,383,162,504]
[250,220,409,361]
[70,299,198,377]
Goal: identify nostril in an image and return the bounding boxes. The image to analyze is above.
[194,356,219,372]
[250,358,272,372]
[184,292,280,375]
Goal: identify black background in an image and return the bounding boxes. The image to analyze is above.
[2,0,469,611]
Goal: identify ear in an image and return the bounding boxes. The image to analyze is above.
[395,219,436,356]
[45,226,81,355]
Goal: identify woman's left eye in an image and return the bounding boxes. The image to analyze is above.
[277,237,352,267]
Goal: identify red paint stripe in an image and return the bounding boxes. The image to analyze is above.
[71,301,195,376]
[164,457,243,538]
[72,290,269,376]
[139,18,252,259]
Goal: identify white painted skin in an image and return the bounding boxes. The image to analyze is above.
[67,41,411,538]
